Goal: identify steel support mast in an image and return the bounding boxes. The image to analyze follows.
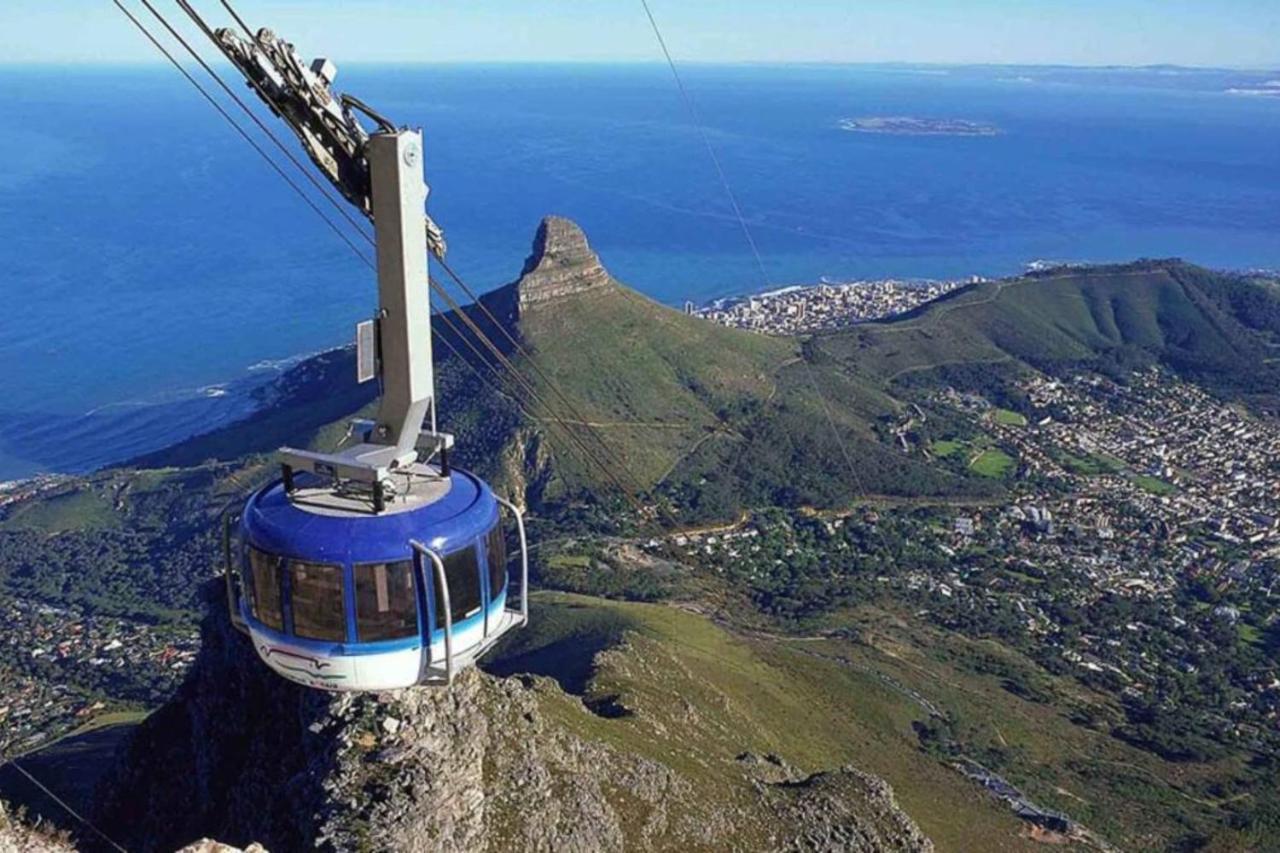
[277,128,453,505]
[187,17,454,508]
[366,131,435,458]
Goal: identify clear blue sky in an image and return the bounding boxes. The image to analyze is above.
[6,0,1278,67]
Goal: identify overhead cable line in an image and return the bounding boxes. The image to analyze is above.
[110,0,373,270]
[638,0,881,509]
[638,0,771,284]
[1,758,130,853]
[114,1,517,450]
[165,0,379,249]
[217,0,254,38]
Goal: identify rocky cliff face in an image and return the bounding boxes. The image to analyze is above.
[515,216,613,311]
[92,582,933,853]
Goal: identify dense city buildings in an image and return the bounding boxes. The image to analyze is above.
[650,367,1280,755]
[0,599,197,756]
[693,277,976,334]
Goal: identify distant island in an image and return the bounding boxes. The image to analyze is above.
[839,116,1001,137]
[1225,80,1280,98]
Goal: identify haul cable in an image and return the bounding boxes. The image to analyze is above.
[109,0,372,269]
[167,0,378,250]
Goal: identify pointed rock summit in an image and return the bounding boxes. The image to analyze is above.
[515,216,612,310]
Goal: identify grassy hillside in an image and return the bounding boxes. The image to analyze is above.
[486,592,1258,851]
[496,592,1039,851]
[515,280,795,490]
[819,261,1280,410]
[509,274,998,516]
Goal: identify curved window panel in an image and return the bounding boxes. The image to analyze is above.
[355,561,418,642]
[247,547,284,632]
[486,524,508,600]
[289,561,346,642]
[435,546,482,627]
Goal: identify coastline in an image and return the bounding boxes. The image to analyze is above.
[0,348,345,482]
[4,260,1275,484]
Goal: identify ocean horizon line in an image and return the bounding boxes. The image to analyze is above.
[3,60,1277,73]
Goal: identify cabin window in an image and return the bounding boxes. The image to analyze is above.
[355,561,418,642]
[436,545,482,627]
[247,547,284,631]
[486,525,508,599]
[289,561,346,642]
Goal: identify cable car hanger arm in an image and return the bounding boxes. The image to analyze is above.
[176,0,446,259]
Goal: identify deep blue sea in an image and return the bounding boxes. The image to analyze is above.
[1,63,1279,479]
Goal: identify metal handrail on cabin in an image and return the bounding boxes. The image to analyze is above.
[409,539,453,685]
[494,495,530,626]
[222,510,250,636]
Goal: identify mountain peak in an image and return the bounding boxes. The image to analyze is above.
[516,216,612,310]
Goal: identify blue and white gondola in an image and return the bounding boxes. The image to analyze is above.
[224,465,527,691]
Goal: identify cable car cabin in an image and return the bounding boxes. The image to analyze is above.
[177,21,529,693]
[224,464,527,692]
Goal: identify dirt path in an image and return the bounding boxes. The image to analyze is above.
[653,426,744,486]
[532,418,690,429]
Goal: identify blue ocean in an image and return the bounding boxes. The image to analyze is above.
[1,63,1279,479]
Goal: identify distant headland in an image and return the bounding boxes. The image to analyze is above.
[839,116,1002,137]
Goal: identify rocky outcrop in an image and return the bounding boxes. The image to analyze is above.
[765,769,935,852]
[734,753,934,851]
[494,426,559,507]
[176,841,269,853]
[0,800,75,853]
[88,583,690,852]
[514,216,612,311]
[92,581,933,852]
[89,583,347,853]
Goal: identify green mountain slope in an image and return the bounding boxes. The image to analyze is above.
[96,239,1280,527]
[502,218,800,493]
[819,261,1280,410]
[486,218,995,514]
[494,591,1238,851]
